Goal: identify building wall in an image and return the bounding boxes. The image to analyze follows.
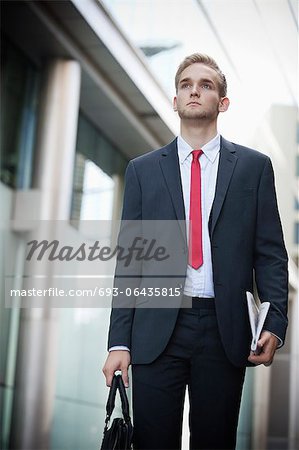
[0,183,21,449]
[0,30,129,449]
[252,105,298,450]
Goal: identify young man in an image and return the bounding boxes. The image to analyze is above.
[103,53,288,450]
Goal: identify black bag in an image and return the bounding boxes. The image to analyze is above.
[100,374,133,450]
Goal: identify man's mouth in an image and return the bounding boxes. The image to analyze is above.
[187,101,201,106]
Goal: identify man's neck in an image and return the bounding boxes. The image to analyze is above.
[180,121,218,149]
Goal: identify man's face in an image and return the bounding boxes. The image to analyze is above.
[173,63,228,122]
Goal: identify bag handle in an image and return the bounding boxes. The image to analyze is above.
[105,374,119,419]
[117,375,130,423]
[105,374,130,424]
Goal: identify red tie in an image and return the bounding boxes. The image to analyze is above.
[189,149,203,269]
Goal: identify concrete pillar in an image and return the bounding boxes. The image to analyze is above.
[10,59,81,449]
[33,59,81,219]
[252,365,271,450]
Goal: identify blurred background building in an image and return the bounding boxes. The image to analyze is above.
[0,0,298,449]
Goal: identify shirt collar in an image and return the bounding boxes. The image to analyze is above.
[177,133,220,164]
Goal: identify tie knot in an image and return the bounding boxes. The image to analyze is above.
[192,149,203,161]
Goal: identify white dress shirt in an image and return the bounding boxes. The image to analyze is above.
[177,134,220,298]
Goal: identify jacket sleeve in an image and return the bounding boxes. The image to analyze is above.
[107,161,142,350]
[253,157,288,344]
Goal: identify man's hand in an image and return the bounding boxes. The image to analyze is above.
[248,331,279,366]
[102,350,131,387]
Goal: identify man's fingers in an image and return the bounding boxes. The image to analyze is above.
[248,351,262,365]
[102,350,131,387]
[102,366,114,386]
[264,360,273,367]
[121,366,129,388]
[248,350,273,366]
[106,373,114,387]
[248,331,279,366]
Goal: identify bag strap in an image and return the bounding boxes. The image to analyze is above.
[105,374,131,424]
[116,375,130,423]
[105,374,119,419]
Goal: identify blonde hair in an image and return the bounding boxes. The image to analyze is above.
[175,53,227,97]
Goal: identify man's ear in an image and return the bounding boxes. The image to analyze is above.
[218,97,230,112]
[173,96,178,112]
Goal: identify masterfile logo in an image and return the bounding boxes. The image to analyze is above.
[26,237,169,266]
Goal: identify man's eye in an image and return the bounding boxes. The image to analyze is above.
[182,83,191,89]
[202,84,211,90]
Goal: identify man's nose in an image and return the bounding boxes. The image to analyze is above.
[190,86,200,97]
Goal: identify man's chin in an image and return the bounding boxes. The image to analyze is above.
[179,112,208,120]
[178,109,220,122]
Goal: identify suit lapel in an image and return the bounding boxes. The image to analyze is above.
[158,136,238,240]
[159,139,186,241]
[210,137,238,236]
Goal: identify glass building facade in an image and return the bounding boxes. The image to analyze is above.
[0,17,130,449]
[0,36,40,189]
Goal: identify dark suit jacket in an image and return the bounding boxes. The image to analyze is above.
[108,136,288,367]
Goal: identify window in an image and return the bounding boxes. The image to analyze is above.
[70,114,127,222]
[73,155,115,221]
[0,35,39,188]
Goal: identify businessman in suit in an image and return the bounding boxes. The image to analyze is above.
[103,53,288,450]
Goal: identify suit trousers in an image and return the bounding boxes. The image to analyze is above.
[132,299,246,450]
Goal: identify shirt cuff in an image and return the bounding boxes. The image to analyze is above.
[265,330,283,348]
[109,346,130,352]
